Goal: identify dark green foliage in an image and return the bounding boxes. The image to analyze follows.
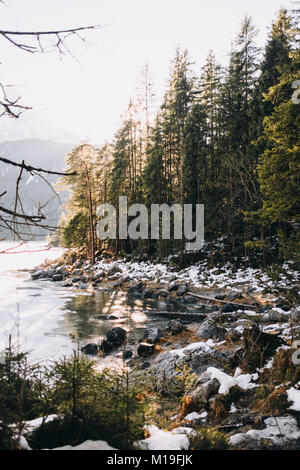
[189,428,229,450]
[63,212,89,248]
[0,341,45,449]
[28,351,147,450]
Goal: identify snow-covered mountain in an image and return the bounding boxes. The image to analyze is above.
[0,138,73,239]
[0,113,78,145]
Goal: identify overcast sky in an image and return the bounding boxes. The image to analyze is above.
[0,0,291,145]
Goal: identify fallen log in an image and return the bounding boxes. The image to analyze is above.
[143,310,207,319]
[187,291,257,310]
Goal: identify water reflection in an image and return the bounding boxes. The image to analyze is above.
[58,290,169,347]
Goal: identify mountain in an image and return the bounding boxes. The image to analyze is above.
[0,139,73,239]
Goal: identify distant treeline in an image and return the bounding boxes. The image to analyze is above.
[57,8,300,267]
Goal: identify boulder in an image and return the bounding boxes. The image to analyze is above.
[127,282,144,294]
[107,264,121,276]
[81,343,98,355]
[221,303,240,313]
[52,273,64,282]
[263,310,287,323]
[137,342,155,358]
[227,290,243,301]
[165,320,184,336]
[215,294,226,301]
[123,350,133,360]
[100,340,113,354]
[176,284,188,297]
[197,320,220,339]
[106,327,127,346]
[185,376,220,410]
[31,270,45,280]
[142,288,154,299]
[141,361,151,370]
[168,281,179,292]
[73,268,82,276]
[290,308,300,323]
[92,271,104,281]
[142,328,161,344]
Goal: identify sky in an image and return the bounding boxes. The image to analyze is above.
[0,0,292,145]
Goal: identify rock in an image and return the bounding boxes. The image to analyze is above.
[56,266,68,276]
[159,289,169,297]
[197,320,220,339]
[176,284,188,297]
[227,290,242,301]
[142,288,154,299]
[127,282,144,294]
[106,327,127,346]
[81,343,98,355]
[31,270,45,280]
[107,314,119,320]
[143,328,161,344]
[215,294,226,301]
[263,310,287,323]
[221,303,240,313]
[62,282,73,287]
[247,286,257,294]
[275,299,290,311]
[123,350,133,360]
[73,268,82,276]
[45,270,55,279]
[290,307,300,323]
[141,361,151,370]
[107,264,121,276]
[165,320,184,335]
[99,340,113,354]
[185,375,220,409]
[92,271,104,281]
[80,275,88,283]
[168,281,179,292]
[52,273,64,282]
[230,416,300,450]
[71,276,81,283]
[137,342,155,357]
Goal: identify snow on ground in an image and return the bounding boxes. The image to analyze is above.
[205,367,258,395]
[136,425,190,450]
[230,416,300,448]
[93,257,298,293]
[184,412,202,422]
[50,440,116,450]
[25,414,57,433]
[287,384,300,412]
[167,340,215,360]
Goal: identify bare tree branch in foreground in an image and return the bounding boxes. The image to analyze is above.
[0,13,102,241]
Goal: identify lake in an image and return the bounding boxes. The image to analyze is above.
[0,241,172,366]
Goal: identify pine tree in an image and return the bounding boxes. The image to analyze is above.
[257,47,300,263]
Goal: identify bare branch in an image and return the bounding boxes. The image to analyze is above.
[0,25,103,54]
[0,205,45,221]
[0,157,77,176]
[0,83,32,118]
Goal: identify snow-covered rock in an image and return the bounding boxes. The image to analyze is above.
[205,367,258,395]
[136,425,190,450]
[230,416,300,449]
